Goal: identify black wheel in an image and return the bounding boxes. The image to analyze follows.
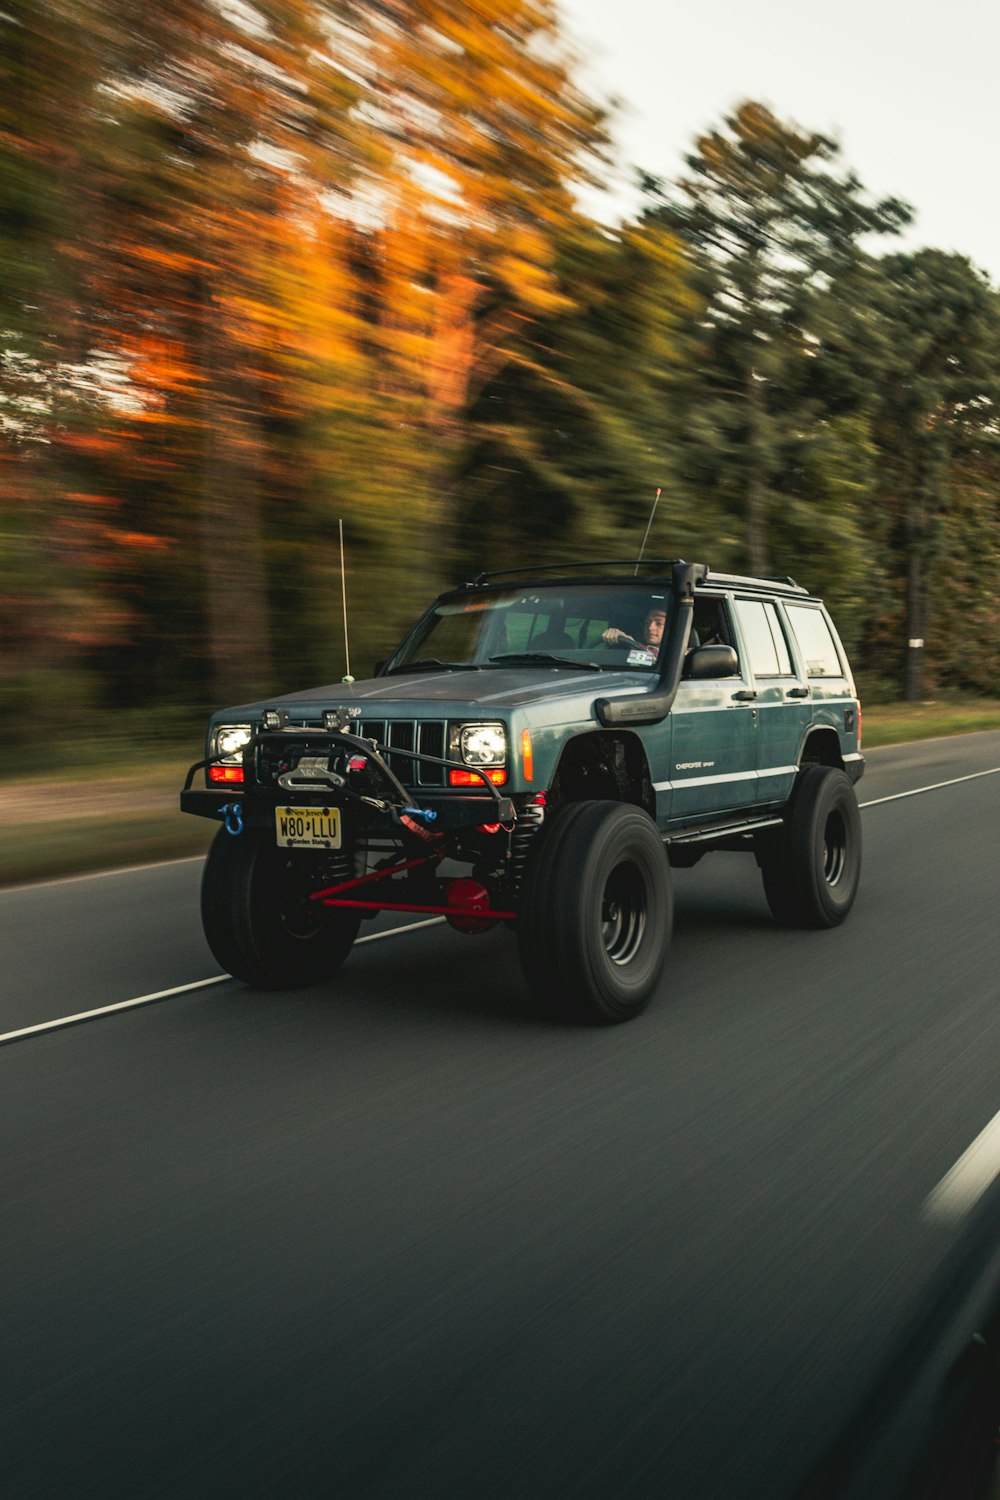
[201,827,362,989]
[760,765,862,929]
[517,800,672,1025]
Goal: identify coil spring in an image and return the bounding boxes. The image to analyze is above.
[509,802,545,896]
[317,846,355,885]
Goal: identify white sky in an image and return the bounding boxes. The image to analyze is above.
[561,0,1000,283]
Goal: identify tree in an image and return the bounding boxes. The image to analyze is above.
[863,251,1000,699]
[361,0,608,568]
[642,101,910,576]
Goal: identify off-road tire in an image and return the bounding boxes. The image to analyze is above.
[201,827,362,989]
[517,800,672,1025]
[760,764,862,929]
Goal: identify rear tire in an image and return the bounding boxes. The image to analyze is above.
[760,765,862,929]
[202,827,362,989]
[518,800,672,1025]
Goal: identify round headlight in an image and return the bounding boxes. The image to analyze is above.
[460,724,506,766]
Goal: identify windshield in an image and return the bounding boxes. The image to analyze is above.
[386,583,671,674]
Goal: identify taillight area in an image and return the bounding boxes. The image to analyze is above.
[856,698,863,750]
[448,767,507,787]
[209,766,245,784]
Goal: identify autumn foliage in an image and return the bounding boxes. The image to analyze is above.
[2,5,999,731]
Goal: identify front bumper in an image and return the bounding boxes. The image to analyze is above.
[180,727,517,832]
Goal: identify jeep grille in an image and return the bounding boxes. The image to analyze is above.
[361,719,446,786]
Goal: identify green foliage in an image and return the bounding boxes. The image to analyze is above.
[2,13,1000,720]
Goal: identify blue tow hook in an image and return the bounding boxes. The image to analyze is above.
[405,807,437,822]
[222,802,244,836]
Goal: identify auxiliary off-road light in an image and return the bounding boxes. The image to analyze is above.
[324,707,360,733]
[262,709,289,730]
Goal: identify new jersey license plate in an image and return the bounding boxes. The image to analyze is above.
[274,805,341,849]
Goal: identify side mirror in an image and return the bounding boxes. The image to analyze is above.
[685,644,739,680]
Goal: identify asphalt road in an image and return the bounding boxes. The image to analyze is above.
[2,734,1000,1499]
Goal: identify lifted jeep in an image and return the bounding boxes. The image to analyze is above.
[181,559,863,1024]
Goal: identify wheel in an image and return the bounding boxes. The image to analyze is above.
[517,800,672,1025]
[201,827,362,988]
[760,764,862,929]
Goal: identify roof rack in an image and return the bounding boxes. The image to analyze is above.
[470,559,686,585]
[700,570,810,597]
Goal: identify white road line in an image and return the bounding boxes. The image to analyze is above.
[0,974,231,1046]
[859,765,1000,808]
[0,917,446,1047]
[924,1107,1000,1224]
[4,764,999,1044]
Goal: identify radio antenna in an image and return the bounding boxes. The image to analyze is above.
[634,487,662,575]
[338,518,354,684]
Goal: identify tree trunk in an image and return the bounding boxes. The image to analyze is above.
[904,543,927,703]
[745,364,769,576]
[197,284,274,704]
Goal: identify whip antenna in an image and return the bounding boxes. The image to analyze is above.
[339,518,354,684]
[634,487,662,575]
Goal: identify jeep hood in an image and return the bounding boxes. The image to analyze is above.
[217,666,649,718]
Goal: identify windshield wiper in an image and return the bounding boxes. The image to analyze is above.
[488,653,602,672]
[385,658,483,675]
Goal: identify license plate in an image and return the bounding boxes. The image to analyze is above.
[275,805,341,849]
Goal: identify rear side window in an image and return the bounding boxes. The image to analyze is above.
[786,605,844,677]
[735,599,792,676]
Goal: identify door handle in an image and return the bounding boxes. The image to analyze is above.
[786,686,810,698]
[731,689,757,702]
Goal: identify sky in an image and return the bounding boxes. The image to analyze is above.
[560,0,1000,283]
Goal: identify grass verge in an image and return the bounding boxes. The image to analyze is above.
[2,703,999,888]
[862,699,1000,748]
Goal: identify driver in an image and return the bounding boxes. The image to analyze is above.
[602,605,666,654]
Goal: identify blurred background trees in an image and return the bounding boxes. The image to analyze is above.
[2,1,999,733]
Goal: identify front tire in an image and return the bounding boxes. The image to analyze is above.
[201,828,362,989]
[518,800,672,1025]
[760,765,862,929]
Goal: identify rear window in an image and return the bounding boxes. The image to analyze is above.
[785,605,844,678]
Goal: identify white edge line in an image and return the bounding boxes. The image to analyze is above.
[4,767,999,1041]
[0,917,447,1047]
[859,765,1000,808]
[4,765,999,891]
[0,974,232,1046]
[924,1107,1000,1224]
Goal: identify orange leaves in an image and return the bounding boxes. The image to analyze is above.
[118,334,202,405]
[103,528,169,552]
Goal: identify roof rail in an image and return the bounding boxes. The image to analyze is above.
[699,570,810,597]
[470,559,686,585]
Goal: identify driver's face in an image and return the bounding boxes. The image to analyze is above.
[644,609,666,647]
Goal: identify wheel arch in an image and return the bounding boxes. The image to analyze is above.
[548,730,655,817]
[798,726,845,771]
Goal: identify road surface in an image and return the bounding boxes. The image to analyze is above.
[2,734,1000,1498]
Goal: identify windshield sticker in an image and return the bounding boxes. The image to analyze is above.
[627,647,657,667]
